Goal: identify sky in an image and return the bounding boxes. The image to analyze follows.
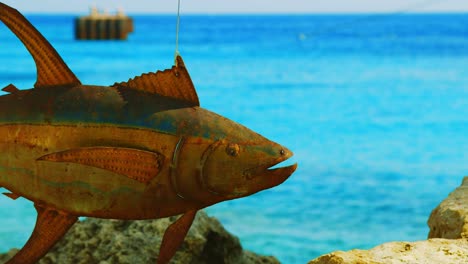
[2,0,468,14]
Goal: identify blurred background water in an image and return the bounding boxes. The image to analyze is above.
[0,13,467,263]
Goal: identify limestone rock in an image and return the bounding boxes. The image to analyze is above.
[428,176,468,239]
[0,211,279,264]
[308,238,468,264]
[309,176,468,264]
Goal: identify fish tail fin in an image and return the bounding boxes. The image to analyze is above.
[0,3,81,89]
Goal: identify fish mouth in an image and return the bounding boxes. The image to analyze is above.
[264,161,298,186]
[243,148,297,188]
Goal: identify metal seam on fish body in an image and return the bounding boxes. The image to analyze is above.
[198,140,224,196]
[170,136,186,199]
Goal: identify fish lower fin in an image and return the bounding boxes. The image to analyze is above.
[3,192,20,200]
[157,210,197,264]
[6,204,77,264]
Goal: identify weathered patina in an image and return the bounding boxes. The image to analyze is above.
[0,3,297,264]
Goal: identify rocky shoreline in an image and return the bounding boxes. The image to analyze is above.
[1,177,467,263]
[0,211,278,264]
[309,176,468,264]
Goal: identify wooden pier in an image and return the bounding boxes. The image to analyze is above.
[75,7,133,40]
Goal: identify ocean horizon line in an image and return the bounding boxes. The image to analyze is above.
[21,11,468,17]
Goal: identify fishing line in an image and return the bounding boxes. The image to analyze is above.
[175,0,181,65]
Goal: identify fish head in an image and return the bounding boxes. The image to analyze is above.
[153,107,296,203]
[195,114,297,199]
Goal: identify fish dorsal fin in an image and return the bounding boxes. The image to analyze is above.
[113,55,200,106]
[0,3,81,89]
[6,204,77,263]
[2,83,19,94]
[37,147,164,184]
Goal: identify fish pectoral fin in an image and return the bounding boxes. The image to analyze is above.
[113,55,199,106]
[3,192,20,200]
[0,3,81,89]
[6,204,77,264]
[37,147,164,184]
[157,210,197,264]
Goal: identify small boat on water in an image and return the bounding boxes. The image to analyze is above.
[75,6,133,40]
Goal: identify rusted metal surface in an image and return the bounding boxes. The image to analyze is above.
[0,3,297,264]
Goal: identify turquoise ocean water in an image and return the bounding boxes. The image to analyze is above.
[0,14,467,263]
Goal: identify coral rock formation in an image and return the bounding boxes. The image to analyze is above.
[428,176,468,239]
[308,239,468,264]
[309,176,468,264]
[0,211,279,264]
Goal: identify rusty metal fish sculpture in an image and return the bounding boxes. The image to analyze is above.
[0,3,297,264]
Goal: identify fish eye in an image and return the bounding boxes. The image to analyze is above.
[226,143,240,157]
